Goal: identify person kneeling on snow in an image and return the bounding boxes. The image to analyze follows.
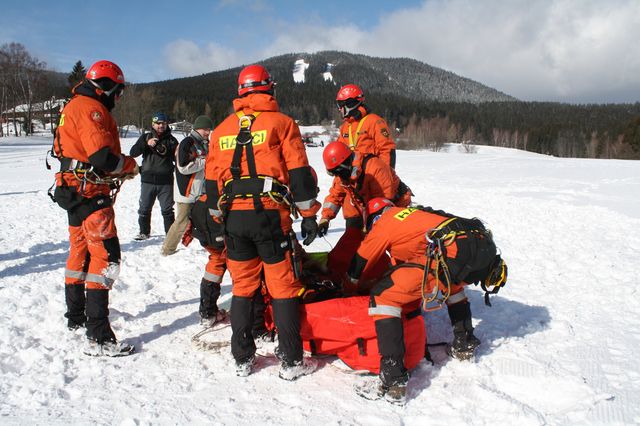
[317,141,412,280]
[347,198,508,404]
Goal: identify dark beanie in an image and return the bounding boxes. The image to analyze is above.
[152,112,168,123]
[193,115,213,130]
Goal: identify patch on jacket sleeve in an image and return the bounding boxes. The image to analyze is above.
[90,110,104,123]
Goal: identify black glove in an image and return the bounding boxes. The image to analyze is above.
[317,219,329,238]
[301,216,318,246]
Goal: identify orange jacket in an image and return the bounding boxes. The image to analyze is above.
[205,93,319,218]
[55,93,121,163]
[337,107,396,168]
[321,154,409,221]
[349,207,458,279]
[54,87,135,197]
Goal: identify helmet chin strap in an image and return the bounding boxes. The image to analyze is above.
[86,79,121,111]
[88,79,124,98]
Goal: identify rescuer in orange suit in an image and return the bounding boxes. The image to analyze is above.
[319,141,411,278]
[204,64,320,380]
[335,83,396,167]
[347,198,507,404]
[318,84,397,236]
[317,84,399,269]
[52,60,138,357]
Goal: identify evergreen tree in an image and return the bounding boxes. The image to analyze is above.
[68,60,86,88]
[623,116,640,153]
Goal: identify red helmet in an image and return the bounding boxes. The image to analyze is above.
[336,84,364,102]
[336,84,364,118]
[322,141,352,171]
[86,60,125,84]
[367,197,394,216]
[238,64,274,96]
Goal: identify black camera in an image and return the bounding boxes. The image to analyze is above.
[154,141,168,155]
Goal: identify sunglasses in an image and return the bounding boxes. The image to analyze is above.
[327,163,351,177]
[336,99,360,109]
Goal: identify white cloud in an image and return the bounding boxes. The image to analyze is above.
[356,0,640,102]
[163,0,640,103]
[263,24,367,57]
[164,39,244,77]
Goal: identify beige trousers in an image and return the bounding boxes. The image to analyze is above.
[162,202,193,254]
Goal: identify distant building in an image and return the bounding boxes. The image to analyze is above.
[169,120,192,136]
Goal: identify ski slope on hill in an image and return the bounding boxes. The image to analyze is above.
[1,135,639,425]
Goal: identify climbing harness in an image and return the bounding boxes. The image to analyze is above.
[419,215,507,309]
[217,112,298,219]
[347,115,369,151]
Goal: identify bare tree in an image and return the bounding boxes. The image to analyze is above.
[0,42,47,136]
[172,98,189,122]
[113,85,160,134]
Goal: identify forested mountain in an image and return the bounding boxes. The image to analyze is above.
[128,50,515,125]
[49,51,640,159]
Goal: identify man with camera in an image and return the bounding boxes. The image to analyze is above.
[130,112,179,240]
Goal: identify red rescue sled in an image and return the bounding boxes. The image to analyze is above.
[300,296,426,374]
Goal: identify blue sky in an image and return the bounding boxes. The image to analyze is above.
[2,0,639,103]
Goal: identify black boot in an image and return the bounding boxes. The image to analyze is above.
[199,279,224,326]
[64,284,86,330]
[448,301,481,360]
[373,317,408,405]
[272,297,316,380]
[271,297,302,365]
[251,291,270,340]
[376,318,409,386]
[85,289,116,343]
[162,212,175,234]
[84,289,133,357]
[137,214,151,238]
[199,278,221,317]
[230,295,256,367]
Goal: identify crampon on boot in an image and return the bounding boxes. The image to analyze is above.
[448,300,481,361]
[354,379,407,405]
[235,355,255,377]
[83,338,134,357]
[278,357,318,381]
[450,330,481,361]
[200,309,228,328]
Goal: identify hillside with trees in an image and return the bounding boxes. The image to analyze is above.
[2,45,640,159]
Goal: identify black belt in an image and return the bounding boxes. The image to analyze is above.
[223,176,288,199]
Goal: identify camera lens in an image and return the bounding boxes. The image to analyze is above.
[155,143,167,155]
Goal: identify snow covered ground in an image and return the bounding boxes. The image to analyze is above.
[1,135,639,425]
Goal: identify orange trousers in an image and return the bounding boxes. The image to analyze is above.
[203,246,226,283]
[65,207,120,290]
[369,265,467,320]
[225,207,302,299]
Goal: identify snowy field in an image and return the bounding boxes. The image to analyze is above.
[1,134,639,425]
